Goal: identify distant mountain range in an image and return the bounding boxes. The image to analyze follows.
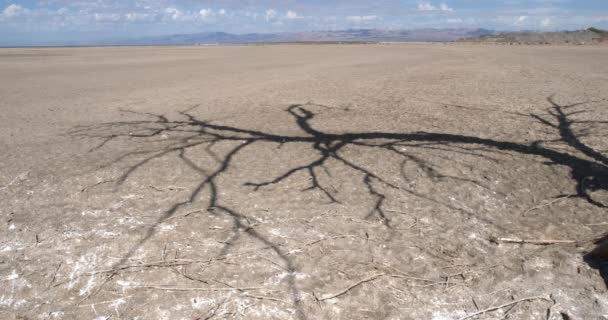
[121,28,495,45]
[7,28,606,47]
[457,28,608,45]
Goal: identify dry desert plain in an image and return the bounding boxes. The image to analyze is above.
[1,43,608,319]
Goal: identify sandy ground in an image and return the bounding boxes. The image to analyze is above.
[0,44,607,320]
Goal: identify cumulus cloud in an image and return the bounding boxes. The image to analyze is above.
[94,13,121,22]
[162,7,205,22]
[285,10,299,19]
[198,8,226,21]
[417,2,453,12]
[164,7,183,21]
[417,3,434,11]
[346,15,378,23]
[199,8,212,19]
[265,9,277,21]
[514,15,528,25]
[2,0,607,46]
[447,18,463,24]
[439,3,453,12]
[2,4,29,18]
[125,12,155,22]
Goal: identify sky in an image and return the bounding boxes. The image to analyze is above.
[1,0,608,45]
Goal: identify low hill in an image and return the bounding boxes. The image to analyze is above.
[123,28,495,45]
[457,28,608,45]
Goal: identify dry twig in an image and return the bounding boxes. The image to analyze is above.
[161,209,202,222]
[303,235,354,247]
[318,273,385,301]
[585,222,608,226]
[88,246,273,277]
[317,272,437,301]
[79,179,114,193]
[48,262,62,289]
[458,296,551,320]
[523,195,570,215]
[242,293,289,304]
[490,237,576,245]
[89,259,196,275]
[148,185,186,192]
[128,285,262,292]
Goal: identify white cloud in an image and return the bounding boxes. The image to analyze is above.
[198,8,224,21]
[285,10,299,19]
[265,9,277,21]
[514,15,528,25]
[164,7,183,21]
[2,4,29,18]
[417,3,436,11]
[125,12,155,22]
[440,4,453,12]
[199,8,213,19]
[162,7,201,22]
[417,2,453,12]
[94,13,121,22]
[346,15,378,23]
[2,0,607,45]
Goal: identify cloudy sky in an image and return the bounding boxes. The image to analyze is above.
[1,0,607,45]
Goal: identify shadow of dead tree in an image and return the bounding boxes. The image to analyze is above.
[71,95,607,316]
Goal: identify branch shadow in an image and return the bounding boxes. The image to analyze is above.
[71,95,608,314]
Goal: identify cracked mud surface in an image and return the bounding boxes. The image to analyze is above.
[1,44,607,319]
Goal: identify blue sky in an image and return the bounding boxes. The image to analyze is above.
[1,0,607,45]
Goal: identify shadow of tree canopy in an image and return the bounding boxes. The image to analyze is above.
[70,95,607,315]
